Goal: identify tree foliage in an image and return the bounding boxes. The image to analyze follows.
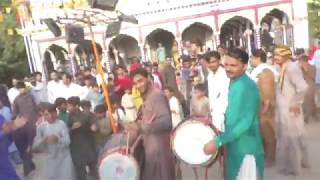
[0,0,29,86]
[308,0,320,40]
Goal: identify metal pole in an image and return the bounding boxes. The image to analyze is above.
[88,17,118,133]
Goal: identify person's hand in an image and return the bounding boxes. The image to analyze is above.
[203,140,217,155]
[90,124,97,132]
[289,105,301,117]
[2,122,13,134]
[300,62,308,72]
[13,116,27,129]
[71,122,82,130]
[126,122,140,133]
[46,135,58,144]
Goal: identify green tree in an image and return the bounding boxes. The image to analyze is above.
[308,0,320,41]
[0,0,29,86]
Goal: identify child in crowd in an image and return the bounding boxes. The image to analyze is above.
[85,83,104,110]
[190,84,210,121]
[54,98,69,125]
[67,96,96,180]
[164,86,184,129]
[91,104,112,154]
[33,103,75,180]
[121,88,137,123]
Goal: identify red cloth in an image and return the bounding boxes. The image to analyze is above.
[130,63,140,72]
[308,45,318,60]
[115,75,133,97]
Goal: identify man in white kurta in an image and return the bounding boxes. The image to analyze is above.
[33,104,75,180]
[205,51,230,132]
[60,73,86,100]
[47,71,62,103]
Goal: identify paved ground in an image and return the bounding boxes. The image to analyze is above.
[17,121,320,180]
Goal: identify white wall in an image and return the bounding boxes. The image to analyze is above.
[292,0,309,49]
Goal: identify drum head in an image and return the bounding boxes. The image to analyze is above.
[172,121,217,166]
[99,152,139,180]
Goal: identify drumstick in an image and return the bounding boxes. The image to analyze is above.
[126,132,130,155]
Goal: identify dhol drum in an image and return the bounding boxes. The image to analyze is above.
[171,120,218,167]
[98,133,144,180]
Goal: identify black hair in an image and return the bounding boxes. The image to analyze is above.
[205,51,221,62]
[163,86,174,93]
[62,73,72,80]
[251,49,267,63]
[217,45,226,50]
[180,55,192,63]
[16,81,26,89]
[54,97,67,107]
[80,100,92,108]
[130,68,149,79]
[295,48,305,56]
[194,83,206,92]
[94,104,107,113]
[33,72,42,76]
[50,70,58,74]
[115,65,127,71]
[227,48,249,64]
[43,103,57,113]
[67,96,80,106]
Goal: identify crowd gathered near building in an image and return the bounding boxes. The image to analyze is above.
[1,39,320,180]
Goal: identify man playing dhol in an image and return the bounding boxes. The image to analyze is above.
[204,48,264,180]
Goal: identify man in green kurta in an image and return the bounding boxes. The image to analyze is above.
[204,48,264,180]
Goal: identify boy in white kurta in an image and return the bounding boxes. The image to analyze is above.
[164,86,184,129]
[121,88,137,123]
[33,104,75,180]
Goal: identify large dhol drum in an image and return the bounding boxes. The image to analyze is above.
[171,120,218,167]
[98,133,144,180]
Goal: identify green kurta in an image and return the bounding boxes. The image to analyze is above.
[58,111,69,125]
[214,74,264,180]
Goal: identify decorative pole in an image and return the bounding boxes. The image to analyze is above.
[88,17,118,133]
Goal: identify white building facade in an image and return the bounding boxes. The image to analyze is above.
[20,0,309,75]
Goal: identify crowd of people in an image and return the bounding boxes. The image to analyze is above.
[0,42,319,180]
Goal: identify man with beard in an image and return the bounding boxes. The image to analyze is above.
[127,68,175,180]
[204,48,264,180]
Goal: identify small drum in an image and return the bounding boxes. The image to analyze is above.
[98,133,144,180]
[171,120,218,167]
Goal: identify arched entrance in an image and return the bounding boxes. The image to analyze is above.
[108,34,141,66]
[260,8,292,50]
[181,22,213,54]
[43,44,69,78]
[74,40,103,69]
[145,28,175,62]
[220,16,254,53]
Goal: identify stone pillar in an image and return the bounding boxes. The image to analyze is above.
[139,44,146,62]
[282,25,287,46]
[145,44,151,62]
[232,29,237,47]
[215,33,220,49]
[247,31,252,56]
[176,37,183,56]
[255,27,261,49]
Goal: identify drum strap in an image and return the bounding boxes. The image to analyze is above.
[191,167,209,180]
[192,167,198,180]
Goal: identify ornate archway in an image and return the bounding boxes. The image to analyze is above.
[181,22,213,53]
[145,28,175,62]
[74,40,103,69]
[108,34,141,66]
[220,16,254,53]
[260,8,292,50]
